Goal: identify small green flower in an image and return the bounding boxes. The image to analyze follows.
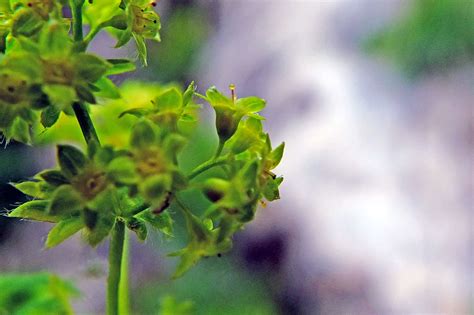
[108,119,187,210]
[114,0,161,65]
[200,85,266,146]
[119,82,199,132]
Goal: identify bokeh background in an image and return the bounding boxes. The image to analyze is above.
[1,0,473,314]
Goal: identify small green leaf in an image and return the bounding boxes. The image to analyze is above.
[84,212,115,247]
[106,58,136,75]
[9,200,60,223]
[107,157,138,184]
[39,20,72,57]
[155,88,182,111]
[9,117,31,144]
[57,145,87,178]
[13,181,40,197]
[46,217,84,248]
[102,13,128,30]
[262,177,283,201]
[11,8,44,37]
[48,185,83,216]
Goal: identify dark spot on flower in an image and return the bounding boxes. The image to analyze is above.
[217,253,222,258]
[7,86,15,93]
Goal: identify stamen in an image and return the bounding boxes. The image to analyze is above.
[229,84,236,103]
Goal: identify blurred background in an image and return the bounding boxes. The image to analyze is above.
[1,0,473,314]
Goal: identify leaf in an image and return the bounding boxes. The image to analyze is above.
[47,185,83,216]
[236,96,266,113]
[11,8,44,37]
[106,58,136,75]
[136,209,173,237]
[107,157,138,184]
[46,217,84,248]
[9,200,60,223]
[140,174,172,205]
[57,145,87,178]
[155,88,182,111]
[262,177,283,202]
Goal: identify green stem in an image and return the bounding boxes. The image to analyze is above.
[69,0,85,42]
[119,229,130,315]
[72,102,100,146]
[213,140,224,159]
[107,220,125,315]
[187,157,228,180]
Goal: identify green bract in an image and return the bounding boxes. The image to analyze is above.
[3,1,284,310]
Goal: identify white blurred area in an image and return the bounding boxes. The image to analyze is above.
[199,1,473,313]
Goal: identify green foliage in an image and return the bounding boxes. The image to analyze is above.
[1,1,284,313]
[365,0,474,76]
[0,273,78,315]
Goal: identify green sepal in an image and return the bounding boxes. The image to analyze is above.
[126,217,147,241]
[40,106,61,128]
[263,177,283,201]
[47,185,83,216]
[39,20,72,58]
[118,107,150,119]
[140,174,172,205]
[39,170,70,186]
[182,81,196,106]
[135,209,173,237]
[106,58,136,75]
[202,178,230,203]
[82,207,98,230]
[94,77,121,99]
[57,145,87,178]
[155,88,182,111]
[270,142,285,169]
[83,211,115,247]
[74,53,111,83]
[9,118,31,144]
[12,181,55,199]
[11,8,44,37]
[133,33,147,65]
[130,119,156,148]
[107,156,138,184]
[45,217,84,248]
[75,84,97,104]
[205,86,232,106]
[236,96,266,113]
[102,13,128,30]
[9,200,60,223]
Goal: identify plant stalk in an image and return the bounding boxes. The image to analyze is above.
[119,229,130,315]
[107,220,125,315]
[70,0,85,42]
[187,156,228,180]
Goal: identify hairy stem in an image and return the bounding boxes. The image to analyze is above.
[119,229,130,315]
[72,102,100,146]
[107,220,125,315]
